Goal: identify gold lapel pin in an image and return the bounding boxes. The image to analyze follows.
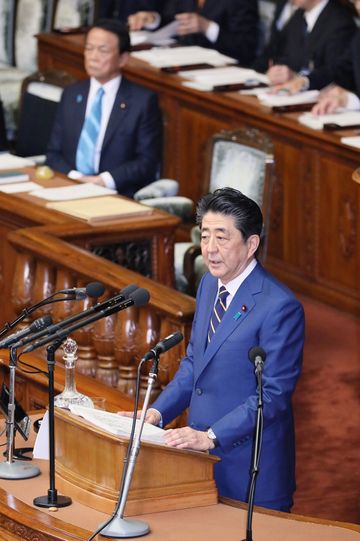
[120,102,127,109]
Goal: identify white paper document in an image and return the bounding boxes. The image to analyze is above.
[130,21,178,47]
[30,183,116,202]
[298,111,360,130]
[33,410,49,460]
[258,90,319,108]
[0,181,42,193]
[181,66,268,92]
[131,45,237,68]
[68,405,166,446]
[0,152,36,169]
[340,136,360,149]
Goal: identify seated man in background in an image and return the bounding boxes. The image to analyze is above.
[253,0,298,73]
[312,0,360,114]
[46,19,162,197]
[128,0,259,66]
[256,0,356,93]
[98,0,164,23]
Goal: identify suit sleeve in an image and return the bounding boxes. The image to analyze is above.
[106,91,162,195]
[333,32,359,94]
[212,296,304,452]
[46,90,74,174]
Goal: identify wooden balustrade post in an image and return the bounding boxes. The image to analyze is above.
[10,252,35,327]
[114,306,139,398]
[93,314,118,387]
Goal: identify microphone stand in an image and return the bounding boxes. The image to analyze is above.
[99,355,160,538]
[34,338,72,508]
[242,363,264,541]
[0,347,40,479]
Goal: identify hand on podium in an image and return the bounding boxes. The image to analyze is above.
[117,408,161,426]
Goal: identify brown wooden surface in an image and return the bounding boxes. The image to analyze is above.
[54,408,218,515]
[36,32,360,315]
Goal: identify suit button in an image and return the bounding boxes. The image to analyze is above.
[195,388,203,395]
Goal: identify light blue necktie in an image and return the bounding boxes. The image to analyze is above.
[76,87,104,175]
[208,286,229,343]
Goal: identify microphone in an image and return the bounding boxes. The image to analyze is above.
[248,346,266,372]
[58,281,105,300]
[22,287,150,353]
[12,283,139,350]
[143,331,184,361]
[0,315,53,349]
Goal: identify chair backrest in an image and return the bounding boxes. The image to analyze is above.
[13,0,45,71]
[51,0,96,30]
[15,70,76,157]
[204,127,275,257]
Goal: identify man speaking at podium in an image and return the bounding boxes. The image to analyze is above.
[144,188,305,512]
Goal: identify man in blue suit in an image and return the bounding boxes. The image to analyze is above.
[46,19,162,197]
[145,188,305,511]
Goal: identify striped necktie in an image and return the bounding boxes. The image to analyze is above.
[76,86,104,175]
[208,286,229,343]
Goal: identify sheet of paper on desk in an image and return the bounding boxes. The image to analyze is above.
[131,45,236,68]
[30,183,116,201]
[130,21,178,47]
[341,136,360,149]
[0,152,35,169]
[33,410,49,460]
[68,405,166,446]
[298,110,360,130]
[0,181,42,193]
[181,67,268,92]
[258,90,319,107]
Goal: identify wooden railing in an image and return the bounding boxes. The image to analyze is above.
[6,224,195,405]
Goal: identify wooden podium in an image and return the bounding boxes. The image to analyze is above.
[54,408,219,516]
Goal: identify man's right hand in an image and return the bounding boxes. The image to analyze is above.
[117,408,161,425]
[312,85,349,115]
[128,11,157,31]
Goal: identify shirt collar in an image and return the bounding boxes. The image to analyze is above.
[90,75,121,95]
[304,0,328,33]
[217,258,257,300]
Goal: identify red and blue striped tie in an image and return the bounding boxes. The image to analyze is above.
[208,286,229,342]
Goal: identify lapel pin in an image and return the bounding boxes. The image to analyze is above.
[233,312,241,320]
[76,94,83,103]
[120,102,127,109]
[241,305,247,312]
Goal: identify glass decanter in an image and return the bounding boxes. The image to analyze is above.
[54,337,94,409]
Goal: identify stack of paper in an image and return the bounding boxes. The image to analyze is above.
[340,136,360,150]
[47,195,153,223]
[298,111,360,130]
[68,405,166,445]
[0,152,35,169]
[30,183,116,201]
[258,90,319,108]
[0,170,29,184]
[181,66,269,92]
[0,181,42,193]
[131,45,237,68]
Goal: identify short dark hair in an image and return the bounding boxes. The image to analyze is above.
[196,187,263,241]
[89,19,131,54]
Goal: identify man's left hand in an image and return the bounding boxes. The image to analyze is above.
[164,427,215,450]
[270,76,307,95]
[175,13,210,35]
[77,175,105,186]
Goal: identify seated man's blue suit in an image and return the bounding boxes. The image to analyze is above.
[46,77,162,197]
[152,263,304,510]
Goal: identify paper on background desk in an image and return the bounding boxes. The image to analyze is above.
[68,405,166,445]
[298,110,360,130]
[258,90,319,107]
[130,21,177,47]
[0,152,35,169]
[181,67,268,92]
[131,45,236,68]
[0,181,42,193]
[30,183,116,201]
[33,410,49,459]
[341,136,360,149]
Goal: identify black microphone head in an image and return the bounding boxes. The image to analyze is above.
[130,288,150,307]
[248,346,266,364]
[30,315,53,332]
[157,331,184,354]
[120,284,138,299]
[86,282,105,298]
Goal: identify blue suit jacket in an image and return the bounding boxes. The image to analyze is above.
[46,77,162,197]
[152,263,304,508]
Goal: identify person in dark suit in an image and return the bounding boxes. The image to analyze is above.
[0,97,8,151]
[261,0,356,93]
[312,0,360,114]
[98,1,164,23]
[46,19,162,197]
[128,0,259,66]
[253,0,299,73]
[128,188,305,511]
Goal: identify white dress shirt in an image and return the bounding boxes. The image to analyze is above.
[68,75,121,189]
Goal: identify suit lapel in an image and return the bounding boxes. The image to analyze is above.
[73,81,89,143]
[194,265,265,382]
[102,77,131,151]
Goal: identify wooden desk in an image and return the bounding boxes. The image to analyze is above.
[36,32,360,315]
[0,169,179,326]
